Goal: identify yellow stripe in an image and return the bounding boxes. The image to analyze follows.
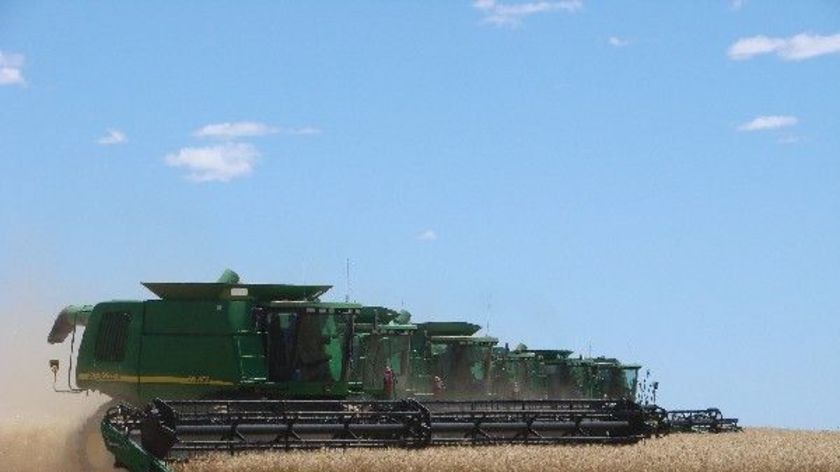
[139,375,233,386]
[78,372,233,386]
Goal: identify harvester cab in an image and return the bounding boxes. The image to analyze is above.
[586,357,641,400]
[528,349,576,398]
[350,306,416,398]
[411,321,498,398]
[492,344,541,399]
[619,363,641,400]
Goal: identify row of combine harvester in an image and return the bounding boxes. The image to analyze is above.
[47,270,738,472]
[351,307,642,402]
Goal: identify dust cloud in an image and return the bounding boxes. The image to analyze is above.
[0,277,111,471]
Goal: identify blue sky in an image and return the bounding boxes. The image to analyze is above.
[1,2,839,429]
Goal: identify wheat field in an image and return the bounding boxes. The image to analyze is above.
[2,422,839,472]
[177,429,840,472]
[0,418,86,471]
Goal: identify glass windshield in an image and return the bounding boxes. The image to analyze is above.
[387,335,410,375]
[297,313,345,382]
[352,333,411,390]
[594,365,629,399]
[432,342,491,396]
[544,362,577,397]
[622,367,639,399]
[266,311,349,383]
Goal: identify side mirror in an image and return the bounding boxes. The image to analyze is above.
[49,359,59,374]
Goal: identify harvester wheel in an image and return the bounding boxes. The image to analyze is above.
[76,401,118,472]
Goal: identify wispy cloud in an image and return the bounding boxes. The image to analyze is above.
[416,229,438,241]
[194,121,279,140]
[608,36,630,47]
[473,0,582,27]
[730,0,746,11]
[194,121,323,139]
[284,126,322,136]
[0,51,26,86]
[164,143,259,182]
[97,129,127,145]
[778,135,801,145]
[737,115,798,132]
[728,33,840,61]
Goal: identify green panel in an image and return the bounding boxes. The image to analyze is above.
[143,300,233,335]
[227,301,252,332]
[323,315,342,381]
[138,334,238,400]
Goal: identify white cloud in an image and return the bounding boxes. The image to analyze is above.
[164,143,259,182]
[97,129,127,145]
[730,0,746,11]
[728,33,840,61]
[473,0,582,27]
[728,36,783,60]
[416,229,438,241]
[168,120,318,181]
[0,51,26,86]
[608,36,630,47]
[737,115,798,132]
[194,121,279,140]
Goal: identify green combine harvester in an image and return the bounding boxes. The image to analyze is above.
[409,321,497,398]
[349,306,415,398]
[47,270,733,472]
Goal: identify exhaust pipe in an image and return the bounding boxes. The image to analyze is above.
[47,305,93,344]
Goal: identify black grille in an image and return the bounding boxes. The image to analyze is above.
[95,312,131,361]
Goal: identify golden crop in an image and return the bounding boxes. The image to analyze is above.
[177,429,840,472]
[2,422,839,472]
[0,418,87,471]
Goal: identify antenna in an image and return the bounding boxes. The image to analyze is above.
[345,258,351,303]
[485,293,492,335]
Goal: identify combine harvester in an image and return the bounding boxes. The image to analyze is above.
[46,270,731,472]
[666,409,741,433]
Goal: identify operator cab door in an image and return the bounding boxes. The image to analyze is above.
[264,308,348,384]
[266,311,299,381]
